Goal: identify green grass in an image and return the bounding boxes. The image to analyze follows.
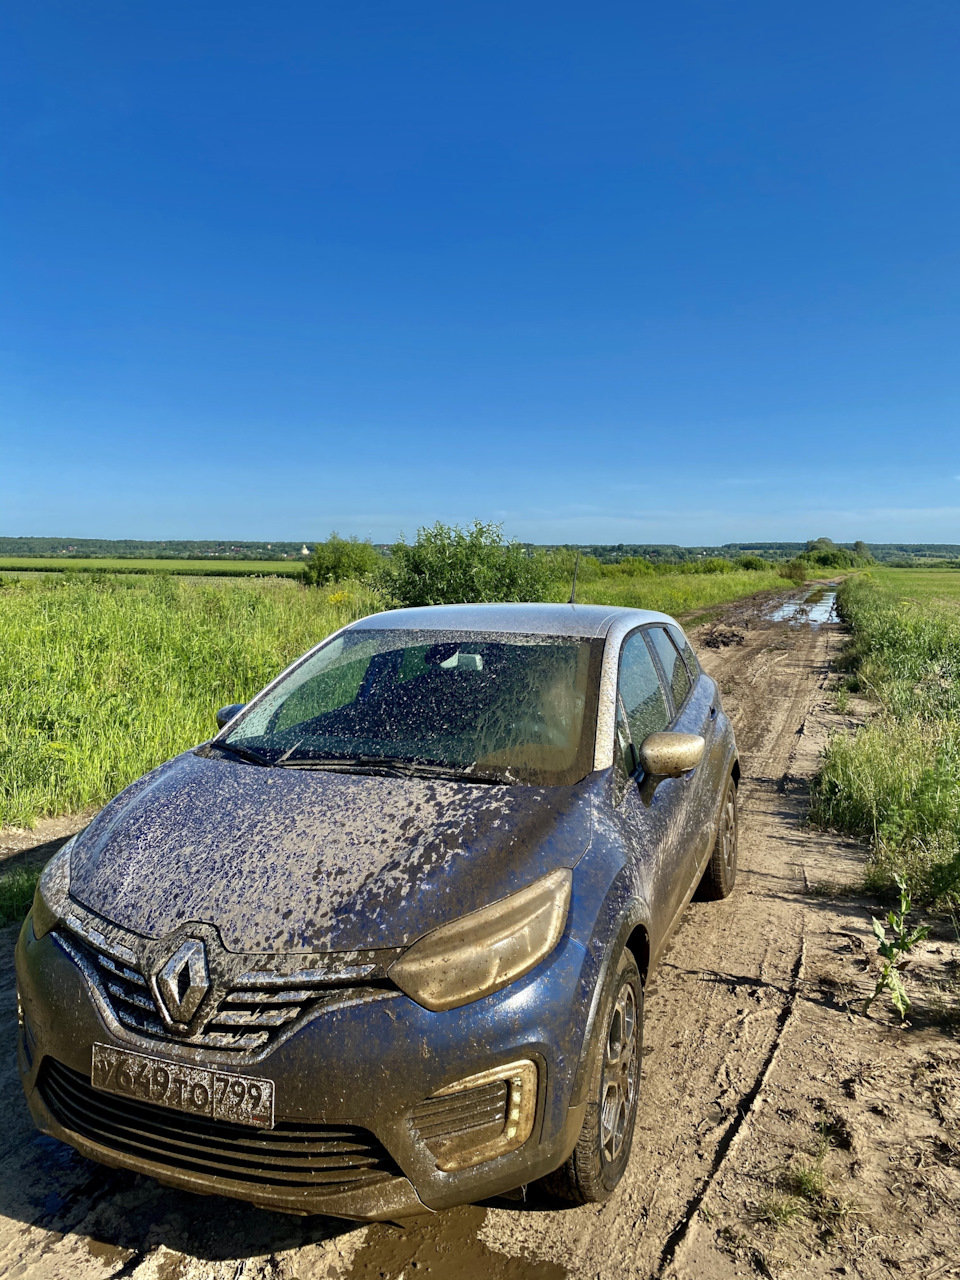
[0,865,41,926]
[0,567,788,830]
[812,569,960,904]
[560,567,786,615]
[0,574,383,827]
[0,557,305,577]
[868,565,960,607]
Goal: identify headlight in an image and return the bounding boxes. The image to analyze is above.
[388,869,572,1011]
[31,835,75,940]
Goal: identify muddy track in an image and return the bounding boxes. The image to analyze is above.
[1,599,958,1280]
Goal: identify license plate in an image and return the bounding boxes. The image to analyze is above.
[91,1042,275,1129]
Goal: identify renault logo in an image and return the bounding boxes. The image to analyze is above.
[157,938,210,1025]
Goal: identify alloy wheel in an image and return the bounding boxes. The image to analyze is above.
[720,788,737,874]
[600,983,639,1164]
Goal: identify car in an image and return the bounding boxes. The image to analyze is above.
[17,602,739,1222]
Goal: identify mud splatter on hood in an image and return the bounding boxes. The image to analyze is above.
[69,752,594,953]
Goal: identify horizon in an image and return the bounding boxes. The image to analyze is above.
[2,533,957,556]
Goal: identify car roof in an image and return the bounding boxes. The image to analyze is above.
[348,602,678,639]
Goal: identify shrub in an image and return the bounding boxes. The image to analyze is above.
[778,559,808,583]
[598,556,655,577]
[737,555,768,571]
[301,533,382,586]
[386,521,551,608]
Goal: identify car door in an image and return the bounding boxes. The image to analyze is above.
[645,624,719,884]
[612,629,690,945]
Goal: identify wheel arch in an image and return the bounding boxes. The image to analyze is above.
[569,901,650,1109]
[624,923,651,987]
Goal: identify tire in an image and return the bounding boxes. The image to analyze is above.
[701,775,738,899]
[545,951,643,1205]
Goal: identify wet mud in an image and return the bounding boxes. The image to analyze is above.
[341,1207,568,1280]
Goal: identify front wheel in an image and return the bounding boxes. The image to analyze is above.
[545,951,643,1205]
[702,776,738,899]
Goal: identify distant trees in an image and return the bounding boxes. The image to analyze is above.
[776,537,875,582]
[800,538,873,570]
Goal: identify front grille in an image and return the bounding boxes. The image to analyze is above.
[39,1058,402,1192]
[58,924,385,1054]
[411,1079,509,1162]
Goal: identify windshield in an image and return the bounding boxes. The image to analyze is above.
[220,628,603,786]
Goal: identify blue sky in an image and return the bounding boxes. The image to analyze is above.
[2,1,958,545]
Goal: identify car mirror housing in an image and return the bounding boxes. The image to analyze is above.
[215,704,246,730]
[637,732,705,778]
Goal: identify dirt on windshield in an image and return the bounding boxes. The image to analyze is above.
[1,590,958,1280]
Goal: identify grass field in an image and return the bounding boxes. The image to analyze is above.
[0,557,305,577]
[812,568,960,904]
[866,565,960,606]
[569,566,785,615]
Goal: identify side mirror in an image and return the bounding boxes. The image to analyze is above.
[215,703,246,730]
[637,732,705,778]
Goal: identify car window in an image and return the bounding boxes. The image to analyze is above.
[618,632,669,745]
[222,628,603,787]
[646,627,691,711]
[668,624,700,680]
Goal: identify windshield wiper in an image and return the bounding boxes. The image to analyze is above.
[204,741,275,768]
[276,755,507,784]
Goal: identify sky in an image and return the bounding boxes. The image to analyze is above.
[2,1,958,546]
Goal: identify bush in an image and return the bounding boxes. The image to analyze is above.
[778,559,808,583]
[795,537,873,572]
[386,521,551,607]
[598,556,655,577]
[301,533,382,586]
[737,555,768,571]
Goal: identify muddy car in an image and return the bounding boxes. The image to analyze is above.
[17,603,738,1221]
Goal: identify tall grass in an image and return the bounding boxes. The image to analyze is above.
[0,567,786,828]
[0,574,381,827]
[565,567,784,615]
[812,573,960,903]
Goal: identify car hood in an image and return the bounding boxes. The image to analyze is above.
[69,751,594,953]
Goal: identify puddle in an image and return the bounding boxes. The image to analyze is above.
[765,591,837,626]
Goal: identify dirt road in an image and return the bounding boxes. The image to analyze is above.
[2,598,958,1279]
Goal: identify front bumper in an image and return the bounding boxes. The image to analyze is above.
[16,916,591,1220]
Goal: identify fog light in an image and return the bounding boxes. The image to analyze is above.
[411,1059,538,1172]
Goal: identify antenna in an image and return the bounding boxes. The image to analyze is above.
[569,551,581,605]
